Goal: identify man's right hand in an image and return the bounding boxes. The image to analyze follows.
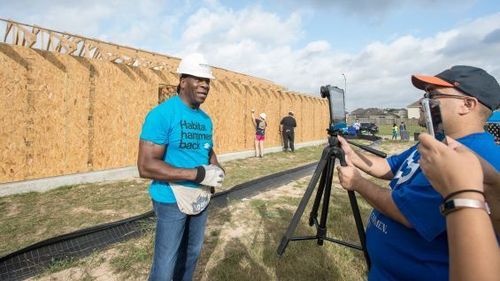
[338,136,356,163]
[195,164,225,187]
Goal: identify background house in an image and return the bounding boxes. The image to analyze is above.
[407,101,420,119]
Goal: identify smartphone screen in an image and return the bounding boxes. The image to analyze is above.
[324,85,347,131]
[421,98,446,142]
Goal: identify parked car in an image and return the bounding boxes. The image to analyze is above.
[360,122,378,135]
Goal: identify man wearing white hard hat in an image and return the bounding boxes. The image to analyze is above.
[251,110,267,157]
[138,53,224,281]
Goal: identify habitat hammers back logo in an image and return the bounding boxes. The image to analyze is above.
[179,120,211,151]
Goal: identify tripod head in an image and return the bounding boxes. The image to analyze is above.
[320,85,386,158]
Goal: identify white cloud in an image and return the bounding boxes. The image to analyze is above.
[176,6,499,110]
[180,5,302,49]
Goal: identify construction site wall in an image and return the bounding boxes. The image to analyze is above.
[0,43,329,184]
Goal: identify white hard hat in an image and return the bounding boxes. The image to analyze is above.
[176,53,214,79]
[259,113,267,120]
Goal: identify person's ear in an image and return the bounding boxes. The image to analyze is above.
[463,98,478,113]
[180,77,187,89]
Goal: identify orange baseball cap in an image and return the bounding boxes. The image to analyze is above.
[411,75,453,90]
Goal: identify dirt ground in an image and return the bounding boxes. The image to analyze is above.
[28,176,309,281]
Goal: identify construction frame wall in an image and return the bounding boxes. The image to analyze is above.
[0,43,329,184]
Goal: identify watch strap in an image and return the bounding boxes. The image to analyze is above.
[440,198,491,216]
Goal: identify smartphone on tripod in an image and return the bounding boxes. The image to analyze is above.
[321,85,347,132]
[420,98,447,143]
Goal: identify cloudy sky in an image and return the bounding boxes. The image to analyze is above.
[1,0,499,110]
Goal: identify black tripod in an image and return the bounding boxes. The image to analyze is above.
[276,130,373,268]
[276,85,386,269]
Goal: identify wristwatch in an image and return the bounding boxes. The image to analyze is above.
[440,198,491,216]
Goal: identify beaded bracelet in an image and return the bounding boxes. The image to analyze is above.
[442,189,484,203]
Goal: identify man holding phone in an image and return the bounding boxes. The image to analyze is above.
[336,65,499,281]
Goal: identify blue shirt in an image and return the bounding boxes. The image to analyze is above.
[139,95,213,203]
[367,132,500,281]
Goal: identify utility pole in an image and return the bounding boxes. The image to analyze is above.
[341,73,347,95]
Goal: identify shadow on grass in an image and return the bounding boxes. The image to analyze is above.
[201,180,372,281]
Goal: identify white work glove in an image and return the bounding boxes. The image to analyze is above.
[194,164,225,187]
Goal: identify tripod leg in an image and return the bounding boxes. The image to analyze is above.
[277,148,331,256]
[336,146,371,269]
[348,191,371,269]
[316,155,336,246]
[308,160,329,226]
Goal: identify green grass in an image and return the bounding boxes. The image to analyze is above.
[221,145,323,189]
[377,124,424,137]
[0,180,152,257]
[0,145,324,257]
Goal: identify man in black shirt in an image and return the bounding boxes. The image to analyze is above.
[280,111,297,152]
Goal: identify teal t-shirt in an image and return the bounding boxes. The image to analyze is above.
[139,95,213,203]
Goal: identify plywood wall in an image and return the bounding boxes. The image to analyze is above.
[0,43,329,183]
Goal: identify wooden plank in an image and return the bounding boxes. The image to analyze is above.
[28,27,40,47]
[46,32,52,51]
[3,22,12,42]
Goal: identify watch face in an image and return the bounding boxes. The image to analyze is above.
[440,200,456,215]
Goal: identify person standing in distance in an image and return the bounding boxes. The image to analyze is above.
[280,111,297,152]
[137,53,224,281]
[251,110,267,157]
[353,119,361,136]
[391,122,398,140]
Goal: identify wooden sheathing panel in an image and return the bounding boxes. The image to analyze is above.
[288,93,303,143]
[264,89,282,147]
[317,99,329,139]
[122,67,163,165]
[0,44,29,183]
[203,79,246,153]
[311,99,322,140]
[303,96,317,142]
[229,82,250,152]
[91,62,134,170]
[26,49,73,179]
[54,55,90,175]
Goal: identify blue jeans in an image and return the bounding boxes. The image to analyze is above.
[149,200,209,281]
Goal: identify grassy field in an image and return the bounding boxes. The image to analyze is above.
[377,124,424,139]
[1,140,415,280]
[0,145,324,257]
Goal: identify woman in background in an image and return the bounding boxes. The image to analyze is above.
[251,110,267,158]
